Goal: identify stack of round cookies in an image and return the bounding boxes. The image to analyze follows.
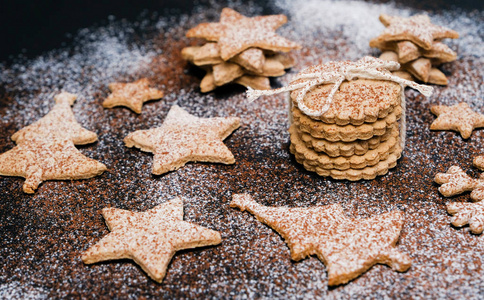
[287,63,405,180]
[247,57,432,180]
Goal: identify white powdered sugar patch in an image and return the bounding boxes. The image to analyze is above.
[0,282,48,299]
[1,20,157,130]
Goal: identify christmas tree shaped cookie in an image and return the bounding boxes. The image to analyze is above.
[11,92,98,145]
[102,78,164,114]
[0,92,106,193]
[230,194,411,286]
[0,138,107,193]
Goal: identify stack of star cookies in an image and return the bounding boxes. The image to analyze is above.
[287,60,406,180]
[370,14,459,85]
[182,8,300,92]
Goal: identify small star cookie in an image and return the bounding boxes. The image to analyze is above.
[11,92,98,145]
[370,14,459,50]
[82,197,222,282]
[124,105,240,175]
[186,8,301,60]
[430,102,484,139]
[102,78,164,114]
[230,194,411,286]
[181,43,265,72]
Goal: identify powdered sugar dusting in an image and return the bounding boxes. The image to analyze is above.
[0,0,483,299]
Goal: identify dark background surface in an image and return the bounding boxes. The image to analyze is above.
[0,0,482,64]
[0,0,483,298]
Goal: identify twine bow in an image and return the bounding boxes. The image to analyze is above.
[246,56,433,150]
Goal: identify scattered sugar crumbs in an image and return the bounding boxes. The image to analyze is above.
[0,0,483,299]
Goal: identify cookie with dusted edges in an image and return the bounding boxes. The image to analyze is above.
[181,42,267,73]
[102,78,164,114]
[291,105,402,142]
[230,194,411,286]
[82,197,222,282]
[290,77,402,125]
[289,125,399,170]
[430,102,484,139]
[0,138,106,193]
[124,105,240,175]
[404,58,431,82]
[299,125,398,157]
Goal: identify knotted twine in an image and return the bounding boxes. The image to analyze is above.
[246,56,433,150]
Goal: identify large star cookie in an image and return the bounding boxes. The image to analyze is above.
[11,92,98,145]
[0,138,107,193]
[186,8,301,60]
[430,102,484,139]
[102,78,164,114]
[370,14,459,50]
[230,194,411,286]
[82,197,222,282]
[124,105,240,175]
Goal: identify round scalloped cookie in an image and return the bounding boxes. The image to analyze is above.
[299,125,398,157]
[289,125,399,170]
[292,105,401,142]
[290,68,402,125]
[292,145,402,181]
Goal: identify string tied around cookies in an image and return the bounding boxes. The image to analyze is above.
[246,56,433,150]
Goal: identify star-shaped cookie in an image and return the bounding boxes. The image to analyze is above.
[230,194,411,286]
[102,78,164,114]
[430,102,484,139]
[370,14,459,50]
[186,8,301,60]
[11,92,98,145]
[124,105,240,175]
[0,138,107,193]
[82,197,222,282]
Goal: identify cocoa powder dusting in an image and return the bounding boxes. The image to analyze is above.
[0,0,483,299]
